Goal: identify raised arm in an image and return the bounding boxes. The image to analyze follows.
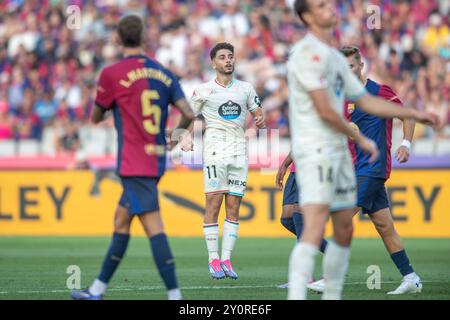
[355,94,437,126]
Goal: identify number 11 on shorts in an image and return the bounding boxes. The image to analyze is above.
[206,165,217,179]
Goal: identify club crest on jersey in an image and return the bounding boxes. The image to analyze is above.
[219,100,242,120]
[347,103,355,114]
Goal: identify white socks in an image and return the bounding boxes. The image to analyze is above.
[89,279,107,296]
[203,223,220,262]
[404,272,418,280]
[168,288,182,300]
[221,219,239,261]
[203,219,239,262]
[322,241,351,300]
[288,242,318,300]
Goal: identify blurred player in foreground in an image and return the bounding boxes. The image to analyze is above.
[71,15,194,300]
[187,42,266,280]
[287,0,437,300]
[276,152,328,289]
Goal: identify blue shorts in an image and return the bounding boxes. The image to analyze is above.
[119,177,160,215]
[282,172,299,206]
[357,176,389,214]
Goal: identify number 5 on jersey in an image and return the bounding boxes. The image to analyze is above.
[141,89,161,135]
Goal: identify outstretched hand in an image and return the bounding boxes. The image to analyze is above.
[395,146,410,163]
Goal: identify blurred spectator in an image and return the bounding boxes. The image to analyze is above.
[422,13,450,55]
[196,4,222,40]
[0,45,12,76]
[265,78,289,135]
[55,121,81,154]
[34,89,57,125]
[219,1,250,38]
[7,21,39,58]
[0,100,13,140]
[426,89,449,138]
[412,0,438,25]
[8,67,26,113]
[13,90,41,140]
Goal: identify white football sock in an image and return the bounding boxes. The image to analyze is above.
[203,223,220,262]
[404,272,418,280]
[221,219,239,261]
[167,288,182,300]
[89,279,107,296]
[288,242,318,300]
[322,240,351,300]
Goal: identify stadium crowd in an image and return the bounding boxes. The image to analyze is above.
[0,0,449,157]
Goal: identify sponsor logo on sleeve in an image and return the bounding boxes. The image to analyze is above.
[254,96,261,107]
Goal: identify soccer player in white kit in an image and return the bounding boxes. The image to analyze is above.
[189,42,266,280]
[287,0,438,300]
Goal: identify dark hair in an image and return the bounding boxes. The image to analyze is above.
[260,15,271,29]
[294,0,310,25]
[210,42,234,60]
[118,15,143,48]
[340,46,362,62]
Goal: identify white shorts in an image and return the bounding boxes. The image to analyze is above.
[293,144,356,211]
[203,155,248,196]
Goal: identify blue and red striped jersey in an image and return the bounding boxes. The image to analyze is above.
[95,54,185,177]
[346,79,402,179]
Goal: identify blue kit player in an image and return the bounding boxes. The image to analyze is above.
[71,15,195,300]
[343,46,422,295]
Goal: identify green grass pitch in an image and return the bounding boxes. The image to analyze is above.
[0,237,449,300]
